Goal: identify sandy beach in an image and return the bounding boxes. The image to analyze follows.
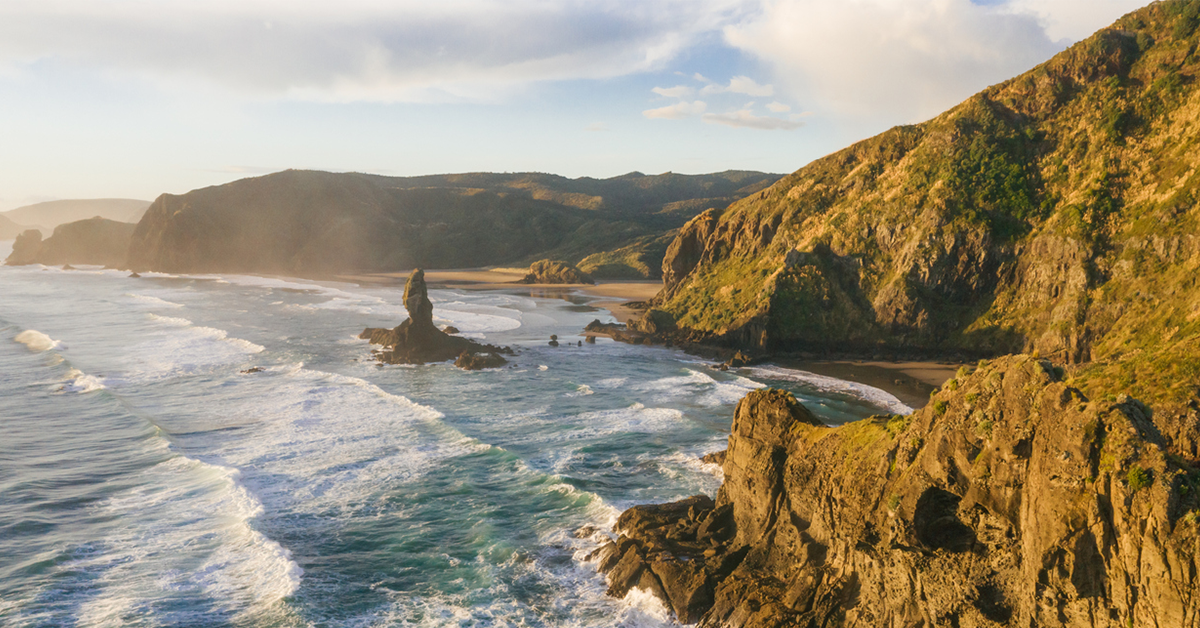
[336,268,959,409]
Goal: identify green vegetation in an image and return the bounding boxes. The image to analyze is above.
[655,0,1200,425]
[1128,465,1152,491]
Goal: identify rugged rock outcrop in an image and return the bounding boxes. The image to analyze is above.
[360,269,511,366]
[5,218,136,267]
[600,355,1200,627]
[6,230,44,265]
[517,259,595,284]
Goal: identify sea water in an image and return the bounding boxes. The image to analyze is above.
[0,247,910,627]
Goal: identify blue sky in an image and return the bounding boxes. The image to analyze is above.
[0,0,1148,208]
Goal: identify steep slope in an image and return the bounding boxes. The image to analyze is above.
[6,217,136,266]
[127,169,779,275]
[602,358,1200,627]
[654,0,1200,414]
[2,199,150,232]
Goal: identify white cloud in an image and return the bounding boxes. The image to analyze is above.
[644,100,708,119]
[1007,0,1148,42]
[766,101,790,112]
[723,0,1065,122]
[702,109,802,130]
[700,74,774,96]
[0,0,750,103]
[652,85,695,98]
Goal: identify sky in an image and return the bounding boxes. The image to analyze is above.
[0,0,1150,209]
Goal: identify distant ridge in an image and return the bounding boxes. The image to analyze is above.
[126,169,780,276]
[2,199,150,233]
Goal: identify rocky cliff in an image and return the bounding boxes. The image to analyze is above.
[652,0,1200,415]
[126,169,779,275]
[600,356,1200,627]
[5,217,136,267]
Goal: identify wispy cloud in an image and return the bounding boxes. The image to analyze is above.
[652,85,695,99]
[766,101,790,113]
[703,109,802,130]
[644,100,708,119]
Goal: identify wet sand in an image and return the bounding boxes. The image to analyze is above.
[773,359,963,410]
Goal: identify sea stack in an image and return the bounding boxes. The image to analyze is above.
[360,269,511,367]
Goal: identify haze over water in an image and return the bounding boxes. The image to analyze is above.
[0,246,908,627]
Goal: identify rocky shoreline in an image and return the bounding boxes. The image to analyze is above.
[594,356,1200,627]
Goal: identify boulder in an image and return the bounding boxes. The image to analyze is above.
[454,351,507,370]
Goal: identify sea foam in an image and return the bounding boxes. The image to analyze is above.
[14,329,59,352]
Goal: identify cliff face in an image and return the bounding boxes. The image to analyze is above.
[6,218,136,267]
[654,1,1200,410]
[126,169,779,275]
[601,356,1200,627]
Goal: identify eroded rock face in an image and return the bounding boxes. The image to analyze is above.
[601,356,1200,627]
[517,259,595,285]
[360,269,510,367]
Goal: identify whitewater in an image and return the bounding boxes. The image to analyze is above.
[0,246,910,627]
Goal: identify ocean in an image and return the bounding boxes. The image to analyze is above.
[0,243,911,627]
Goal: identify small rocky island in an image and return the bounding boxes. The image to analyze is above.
[360,269,511,369]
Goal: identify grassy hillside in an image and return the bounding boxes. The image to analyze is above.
[655,0,1200,416]
[127,169,779,277]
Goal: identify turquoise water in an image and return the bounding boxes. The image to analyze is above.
[0,251,909,627]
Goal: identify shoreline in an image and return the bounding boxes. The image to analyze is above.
[334,268,958,411]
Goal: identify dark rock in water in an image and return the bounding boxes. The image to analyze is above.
[549,334,559,347]
[359,269,511,367]
[585,335,596,344]
[454,351,507,370]
[517,259,595,285]
[699,450,726,466]
[723,351,757,368]
[129,272,141,278]
[577,340,582,347]
[549,340,559,347]
[602,357,1200,627]
[442,325,460,334]
[240,367,264,374]
[61,264,75,271]
[550,335,558,341]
